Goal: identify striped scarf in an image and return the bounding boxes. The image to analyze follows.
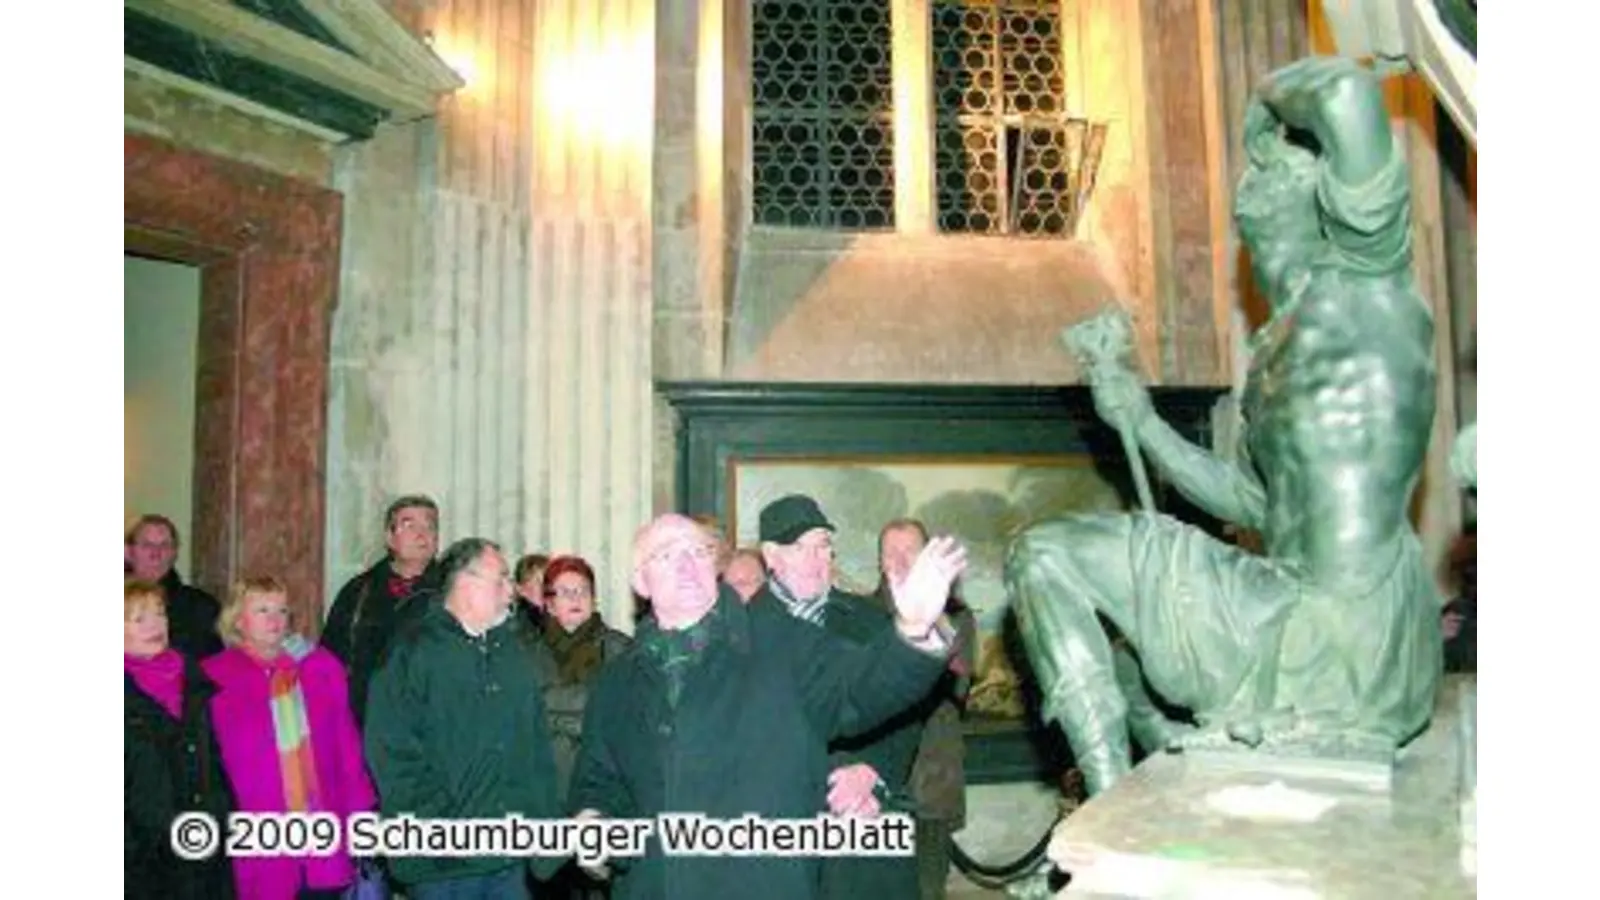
[767,577,829,627]
[259,636,324,812]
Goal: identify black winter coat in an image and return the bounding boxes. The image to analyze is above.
[362,602,566,888]
[322,558,440,726]
[124,656,236,899]
[157,570,223,661]
[570,588,947,900]
[813,590,927,900]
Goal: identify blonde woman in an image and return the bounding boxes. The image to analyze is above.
[202,577,376,899]
[125,579,236,898]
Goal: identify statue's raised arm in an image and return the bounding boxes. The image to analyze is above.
[1256,56,1394,184]
[1238,58,1434,589]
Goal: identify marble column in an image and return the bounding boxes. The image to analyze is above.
[326,0,655,630]
[528,0,656,630]
[127,133,342,634]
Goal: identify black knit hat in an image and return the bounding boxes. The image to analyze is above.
[758,495,836,545]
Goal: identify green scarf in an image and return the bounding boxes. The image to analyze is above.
[637,597,726,708]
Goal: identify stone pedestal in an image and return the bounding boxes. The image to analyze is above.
[1048,676,1477,898]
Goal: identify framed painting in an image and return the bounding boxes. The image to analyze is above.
[659,381,1229,784]
[730,455,1125,722]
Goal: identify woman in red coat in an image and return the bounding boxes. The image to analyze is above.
[203,576,377,899]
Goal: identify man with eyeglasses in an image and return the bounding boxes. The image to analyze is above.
[124,513,224,659]
[324,494,444,726]
[364,537,566,900]
[570,512,964,900]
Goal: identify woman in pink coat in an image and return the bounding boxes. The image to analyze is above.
[203,576,377,899]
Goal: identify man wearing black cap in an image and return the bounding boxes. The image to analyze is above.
[757,494,931,900]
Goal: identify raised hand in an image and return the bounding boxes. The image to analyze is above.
[889,535,968,638]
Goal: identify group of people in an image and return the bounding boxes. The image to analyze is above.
[125,518,374,900]
[124,493,979,900]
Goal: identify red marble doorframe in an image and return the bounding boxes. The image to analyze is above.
[125,133,341,635]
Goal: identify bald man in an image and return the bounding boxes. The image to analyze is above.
[569,514,965,900]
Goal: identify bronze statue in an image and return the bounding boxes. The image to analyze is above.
[1007,57,1443,798]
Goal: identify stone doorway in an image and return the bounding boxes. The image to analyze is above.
[124,133,341,632]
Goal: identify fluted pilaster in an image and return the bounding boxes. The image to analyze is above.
[327,0,655,630]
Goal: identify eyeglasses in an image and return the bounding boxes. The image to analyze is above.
[645,542,716,568]
[544,586,594,601]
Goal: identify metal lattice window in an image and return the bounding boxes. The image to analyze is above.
[752,0,896,230]
[933,0,1106,237]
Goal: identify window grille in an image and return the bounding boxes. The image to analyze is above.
[932,0,1106,237]
[751,0,897,229]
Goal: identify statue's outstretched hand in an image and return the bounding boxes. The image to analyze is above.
[1061,312,1154,436]
[1088,362,1155,436]
[889,535,968,639]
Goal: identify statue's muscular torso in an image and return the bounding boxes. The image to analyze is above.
[1242,266,1435,595]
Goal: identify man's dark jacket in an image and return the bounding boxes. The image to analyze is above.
[363,602,565,888]
[873,590,979,828]
[811,589,928,900]
[322,557,440,726]
[570,587,946,900]
[158,570,223,661]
